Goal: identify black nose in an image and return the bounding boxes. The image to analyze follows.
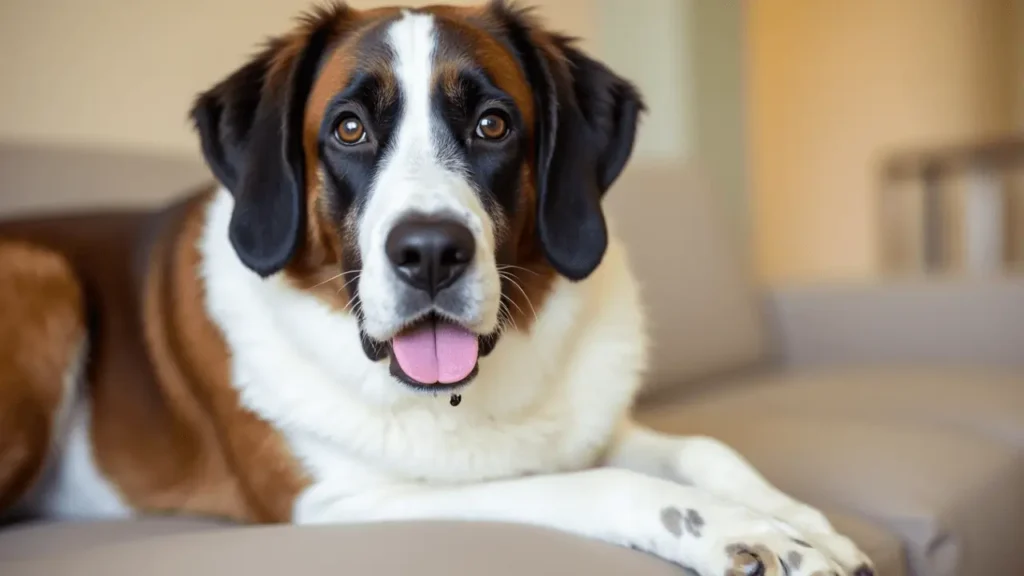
[385,217,476,296]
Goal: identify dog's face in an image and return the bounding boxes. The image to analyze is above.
[191,1,643,391]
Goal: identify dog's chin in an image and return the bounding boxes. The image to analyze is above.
[360,312,502,392]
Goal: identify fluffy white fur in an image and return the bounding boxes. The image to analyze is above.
[201,184,646,486]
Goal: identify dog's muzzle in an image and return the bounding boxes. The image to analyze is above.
[383,216,481,388]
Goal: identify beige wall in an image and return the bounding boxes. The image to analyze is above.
[0,0,688,162]
[690,0,748,244]
[748,0,1019,285]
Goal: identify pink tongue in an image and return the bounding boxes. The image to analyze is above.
[391,321,479,385]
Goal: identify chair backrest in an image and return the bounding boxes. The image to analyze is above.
[603,160,768,396]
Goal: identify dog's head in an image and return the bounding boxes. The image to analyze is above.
[191,1,644,391]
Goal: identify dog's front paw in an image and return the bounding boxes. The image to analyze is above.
[767,505,875,576]
[659,505,845,576]
[716,533,843,576]
[787,532,875,576]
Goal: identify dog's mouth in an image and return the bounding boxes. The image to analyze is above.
[386,313,483,390]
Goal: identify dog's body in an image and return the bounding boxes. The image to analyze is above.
[0,3,874,574]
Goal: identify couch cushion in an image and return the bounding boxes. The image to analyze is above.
[656,367,1024,449]
[638,367,1024,576]
[0,518,228,562]
[0,515,903,576]
[0,520,687,576]
[604,161,767,394]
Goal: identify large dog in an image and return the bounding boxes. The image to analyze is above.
[0,2,873,574]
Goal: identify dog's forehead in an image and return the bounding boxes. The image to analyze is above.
[305,6,533,127]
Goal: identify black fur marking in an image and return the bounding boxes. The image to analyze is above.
[487,2,646,281]
[431,68,527,222]
[319,71,404,223]
[191,6,350,277]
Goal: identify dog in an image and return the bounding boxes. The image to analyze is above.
[0,2,874,574]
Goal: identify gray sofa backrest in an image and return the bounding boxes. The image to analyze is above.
[604,161,767,395]
[0,142,211,216]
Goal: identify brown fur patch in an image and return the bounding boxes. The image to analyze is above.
[156,194,311,521]
[429,6,535,133]
[87,192,308,522]
[0,242,85,512]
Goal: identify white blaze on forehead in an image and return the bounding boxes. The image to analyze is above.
[388,10,438,157]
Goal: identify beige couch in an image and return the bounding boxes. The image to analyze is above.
[1,142,1023,576]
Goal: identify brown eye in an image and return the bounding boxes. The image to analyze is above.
[335,116,366,145]
[475,113,508,140]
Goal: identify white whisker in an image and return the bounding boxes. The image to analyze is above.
[336,273,362,295]
[497,285,527,322]
[498,295,521,332]
[310,269,361,290]
[499,272,538,322]
[497,264,539,276]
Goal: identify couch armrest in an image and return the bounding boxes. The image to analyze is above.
[762,278,1024,368]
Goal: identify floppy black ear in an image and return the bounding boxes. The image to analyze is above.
[494,4,645,281]
[190,7,345,277]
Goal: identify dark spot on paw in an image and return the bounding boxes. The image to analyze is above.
[684,508,704,537]
[660,506,684,537]
[785,550,803,570]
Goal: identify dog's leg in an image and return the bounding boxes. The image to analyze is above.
[295,468,851,575]
[0,242,86,515]
[603,421,874,575]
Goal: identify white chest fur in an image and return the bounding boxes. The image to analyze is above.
[199,188,648,498]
